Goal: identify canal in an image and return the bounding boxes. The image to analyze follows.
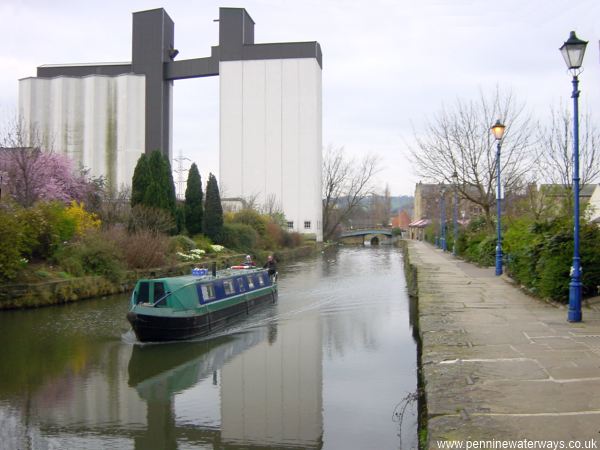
[0,246,418,450]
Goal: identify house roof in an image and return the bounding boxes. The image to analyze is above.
[408,219,431,228]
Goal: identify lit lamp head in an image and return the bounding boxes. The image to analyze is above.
[452,171,458,184]
[559,31,588,74]
[490,120,506,141]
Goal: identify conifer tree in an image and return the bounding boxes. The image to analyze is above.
[184,163,203,235]
[164,156,177,215]
[202,173,223,242]
[142,150,176,215]
[131,153,149,207]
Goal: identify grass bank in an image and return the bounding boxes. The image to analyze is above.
[0,244,322,310]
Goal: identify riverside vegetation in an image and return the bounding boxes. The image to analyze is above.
[0,148,310,308]
[422,194,600,302]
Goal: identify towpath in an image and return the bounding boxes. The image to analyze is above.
[405,239,600,449]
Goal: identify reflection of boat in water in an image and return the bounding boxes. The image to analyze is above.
[126,267,277,342]
[128,328,269,400]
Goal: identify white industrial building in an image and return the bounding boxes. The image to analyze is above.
[19,73,146,191]
[220,58,322,241]
[18,7,322,241]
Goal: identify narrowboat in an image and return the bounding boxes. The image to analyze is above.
[126,267,277,342]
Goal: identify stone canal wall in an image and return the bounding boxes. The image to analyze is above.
[400,239,428,449]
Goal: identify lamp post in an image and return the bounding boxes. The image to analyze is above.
[452,171,459,256]
[440,185,447,252]
[560,31,588,323]
[491,120,506,276]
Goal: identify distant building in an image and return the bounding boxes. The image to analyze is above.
[539,184,597,202]
[413,182,482,223]
[589,185,600,224]
[407,218,430,241]
[391,210,411,229]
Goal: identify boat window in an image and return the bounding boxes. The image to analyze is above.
[223,279,236,295]
[201,284,216,301]
[137,282,150,304]
[247,276,255,289]
[237,278,246,292]
[153,282,165,302]
[257,275,265,286]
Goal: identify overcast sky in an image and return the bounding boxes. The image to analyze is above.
[1,0,600,197]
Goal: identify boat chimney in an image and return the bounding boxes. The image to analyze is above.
[211,261,217,277]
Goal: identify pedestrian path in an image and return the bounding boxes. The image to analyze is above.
[405,240,600,448]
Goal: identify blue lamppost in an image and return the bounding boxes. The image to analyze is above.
[440,185,447,252]
[452,171,459,256]
[560,31,588,322]
[491,120,506,276]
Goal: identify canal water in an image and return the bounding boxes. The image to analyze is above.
[0,246,418,450]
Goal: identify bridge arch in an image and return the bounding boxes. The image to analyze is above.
[338,228,394,245]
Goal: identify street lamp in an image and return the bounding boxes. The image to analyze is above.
[440,184,447,252]
[452,171,459,256]
[560,30,588,322]
[491,119,506,276]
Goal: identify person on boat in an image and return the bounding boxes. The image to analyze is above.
[244,255,256,267]
[263,255,277,281]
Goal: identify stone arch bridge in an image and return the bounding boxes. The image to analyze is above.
[338,228,394,245]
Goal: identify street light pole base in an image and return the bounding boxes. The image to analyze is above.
[568,280,582,322]
[495,249,503,276]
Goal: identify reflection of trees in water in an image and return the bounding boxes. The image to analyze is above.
[0,305,113,400]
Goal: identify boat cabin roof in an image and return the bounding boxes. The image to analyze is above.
[132,268,271,309]
[136,267,264,288]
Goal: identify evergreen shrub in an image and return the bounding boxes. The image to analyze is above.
[220,223,258,252]
[168,235,197,253]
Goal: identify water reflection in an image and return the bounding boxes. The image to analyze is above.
[128,320,323,450]
[0,247,416,450]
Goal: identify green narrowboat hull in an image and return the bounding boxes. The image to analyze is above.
[127,269,277,342]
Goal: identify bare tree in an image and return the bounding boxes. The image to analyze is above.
[322,145,381,240]
[261,193,283,217]
[409,88,537,225]
[367,185,391,227]
[0,119,45,206]
[537,105,600,187]
[97,184,131,227]
[242,192,260,211]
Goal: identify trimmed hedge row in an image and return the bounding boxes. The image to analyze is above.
[448,216,600,302]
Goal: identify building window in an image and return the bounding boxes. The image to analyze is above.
[304,221,311,229]
[287,221,294,229]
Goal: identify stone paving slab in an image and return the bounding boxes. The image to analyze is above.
[405,240,600,448]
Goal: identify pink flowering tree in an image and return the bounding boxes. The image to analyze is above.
[0,147,94,207]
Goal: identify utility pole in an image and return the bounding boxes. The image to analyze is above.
[173,150,191,200]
